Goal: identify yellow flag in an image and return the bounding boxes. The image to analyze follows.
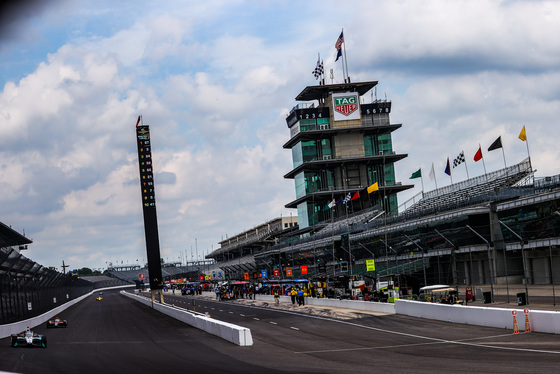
[519,126,527,141]
[367,182,379,194]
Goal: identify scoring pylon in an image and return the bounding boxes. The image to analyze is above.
[512,310,519,334]
[524,309,531,333]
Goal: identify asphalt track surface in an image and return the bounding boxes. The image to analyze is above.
[1,289,560,374]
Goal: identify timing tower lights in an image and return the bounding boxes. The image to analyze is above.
[135,116,164,303]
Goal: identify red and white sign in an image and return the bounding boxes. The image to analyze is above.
[332,92,360,122]
[273,268,280,277]
[139,273,145,280]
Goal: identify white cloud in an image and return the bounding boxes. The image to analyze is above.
[1,0,560,270]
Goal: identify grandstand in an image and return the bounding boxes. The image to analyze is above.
[79,275,131,288]
[106,264,207,285]
[207,154,560,305]
[400,158,533,217]
[1,223,93,324]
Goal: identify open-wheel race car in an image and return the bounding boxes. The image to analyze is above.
[10,327,47,348]
[46,316,67,328]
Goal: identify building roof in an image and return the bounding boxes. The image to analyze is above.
[295,81,378,102]
[0,221,32,249]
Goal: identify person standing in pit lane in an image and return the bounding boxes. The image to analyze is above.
[297,288,304,306]
[290,288,297,305]
[274,288,280,305]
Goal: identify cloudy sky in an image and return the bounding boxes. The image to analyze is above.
[1,0,559,272]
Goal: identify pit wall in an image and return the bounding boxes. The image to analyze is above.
[203,292,560,334]
[121,291,253,346]
[0,285,134,339]
[394,300,560,334]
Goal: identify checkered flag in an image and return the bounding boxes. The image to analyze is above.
[342,192,352,204]
[453,151,465,168]
[313,60,324,80]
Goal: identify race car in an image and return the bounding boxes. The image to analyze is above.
[96,291,103,301]
[46,317,67,328]
[10,327,47,348]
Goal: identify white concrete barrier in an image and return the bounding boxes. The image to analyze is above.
[0,285,134,339]
[121,291,253,346]
[394,299,560,334]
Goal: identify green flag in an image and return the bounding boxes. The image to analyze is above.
[410,168,422,179]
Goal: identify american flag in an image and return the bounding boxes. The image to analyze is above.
[335,31,344,50]
[335,31,344,61]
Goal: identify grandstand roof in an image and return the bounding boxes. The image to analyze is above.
[0,221,32,248]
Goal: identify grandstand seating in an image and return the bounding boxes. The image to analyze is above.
[79,275,131,288]
[106,265,205,284]
[402,158,532,217]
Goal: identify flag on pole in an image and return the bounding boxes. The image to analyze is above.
[342,192,352,204]
[519,126,527,141]
[336,196,344,204]
[335,31,344,62]
[488,136,503,151]
[367,182,379,194]
[313,58,324,80]
[328,199,336,209]
[453,151,465,168]
[444,157,451,176]
[474,146,483,162]
[350,191,360,201]
[429,163,435,181]
[410,168,422,179]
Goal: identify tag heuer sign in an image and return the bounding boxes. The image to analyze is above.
[332,92,360,122]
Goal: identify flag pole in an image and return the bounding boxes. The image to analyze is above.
[523,127,531,164]
[429,162,438,190]
[501,147,507,168]
[448,157,453,185]
[342,28,349,82]
[420,169,425,196]
[463,154,470,179]
[480,144,487,175]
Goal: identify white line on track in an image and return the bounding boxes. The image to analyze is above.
[290,327,299,331]
[240,314,245,317]
[187,298,560,356]
[253,318,260,321]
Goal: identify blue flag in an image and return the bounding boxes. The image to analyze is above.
[444,157,451,176]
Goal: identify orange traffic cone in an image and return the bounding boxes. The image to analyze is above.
[512,310,519,334]
[524,309,531,333]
